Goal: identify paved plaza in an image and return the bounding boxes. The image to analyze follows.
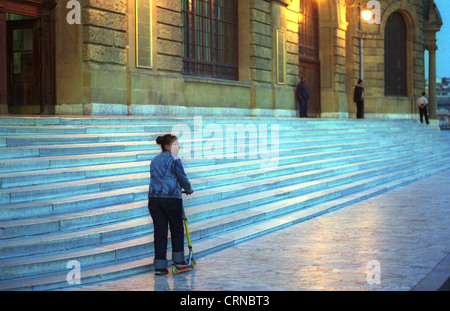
[72,169,450,291]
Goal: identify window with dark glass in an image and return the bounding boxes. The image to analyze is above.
[385,12,407,96]
[181,0,238,80]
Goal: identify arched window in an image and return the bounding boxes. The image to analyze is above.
[385,12,407,96]
[182,0,238,80]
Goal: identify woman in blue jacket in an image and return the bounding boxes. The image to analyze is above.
[148,134,194,275]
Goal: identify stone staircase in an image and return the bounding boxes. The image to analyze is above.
[0,115,449,290]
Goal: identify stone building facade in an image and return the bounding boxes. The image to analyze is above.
[0,0,443,119]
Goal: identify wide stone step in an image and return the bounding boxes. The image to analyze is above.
[0,124,177,135]
[1,138,403,188]
[0,140,441,206]
[0,115,423,127]
[0,134,424,173]
[0,150,158,173]
[0,126,437,146]
[0,120,388,134]
[0,128,442,163]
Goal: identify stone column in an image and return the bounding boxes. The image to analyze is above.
[424,0,443,121]
[428,44,437,120]
[0,11,7,114]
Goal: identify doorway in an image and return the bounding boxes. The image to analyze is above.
[7,15,41,113]
[298,0,320,117]
[0,1,55,115]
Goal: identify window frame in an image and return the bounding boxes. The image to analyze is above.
[384,12,408,97]
[181,0,239,80]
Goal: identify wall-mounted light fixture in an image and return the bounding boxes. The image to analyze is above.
[345,0,381,24]
[361,9,373,22]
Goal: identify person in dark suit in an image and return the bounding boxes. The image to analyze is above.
[297,77,310,118]
[353,79,364,119]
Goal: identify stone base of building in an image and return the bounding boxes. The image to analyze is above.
[55,103,299,118]
[355,113,413,120]
[0,104,7,115]
[320,112,350,119]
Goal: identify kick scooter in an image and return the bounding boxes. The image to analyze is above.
[172,194,197,274]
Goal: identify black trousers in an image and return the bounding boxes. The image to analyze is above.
[299,100,308,117]
[419,107,429,124]
[148,198,185,269]
[356,100,364,119]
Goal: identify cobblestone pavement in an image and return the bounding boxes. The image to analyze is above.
[73,170,450,291]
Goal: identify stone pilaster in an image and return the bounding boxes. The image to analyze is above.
[427,44,437,119]
[249,0,273,116]
[319,0,348,118]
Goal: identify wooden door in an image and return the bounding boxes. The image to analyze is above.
[7,19,41,112]
[298,0,320,117]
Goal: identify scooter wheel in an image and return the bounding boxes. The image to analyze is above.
[172,265,179,275]
[192,259,197,268]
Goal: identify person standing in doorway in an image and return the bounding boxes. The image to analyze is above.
[297,77,310,118]
[353,79,365,119]
[417,92,430,125]
[148,134,194,275]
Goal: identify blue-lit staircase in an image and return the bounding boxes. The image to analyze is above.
[0,115,449,290]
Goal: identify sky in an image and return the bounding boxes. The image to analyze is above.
[428,0,450,78]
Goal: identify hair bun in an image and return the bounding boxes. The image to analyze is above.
[155,134,177,151]
[156,136,164,145]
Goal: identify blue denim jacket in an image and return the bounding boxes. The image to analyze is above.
[148,151,193,199]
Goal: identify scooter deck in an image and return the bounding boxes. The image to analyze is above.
[172,260,197,274]
[172,259,197,274]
